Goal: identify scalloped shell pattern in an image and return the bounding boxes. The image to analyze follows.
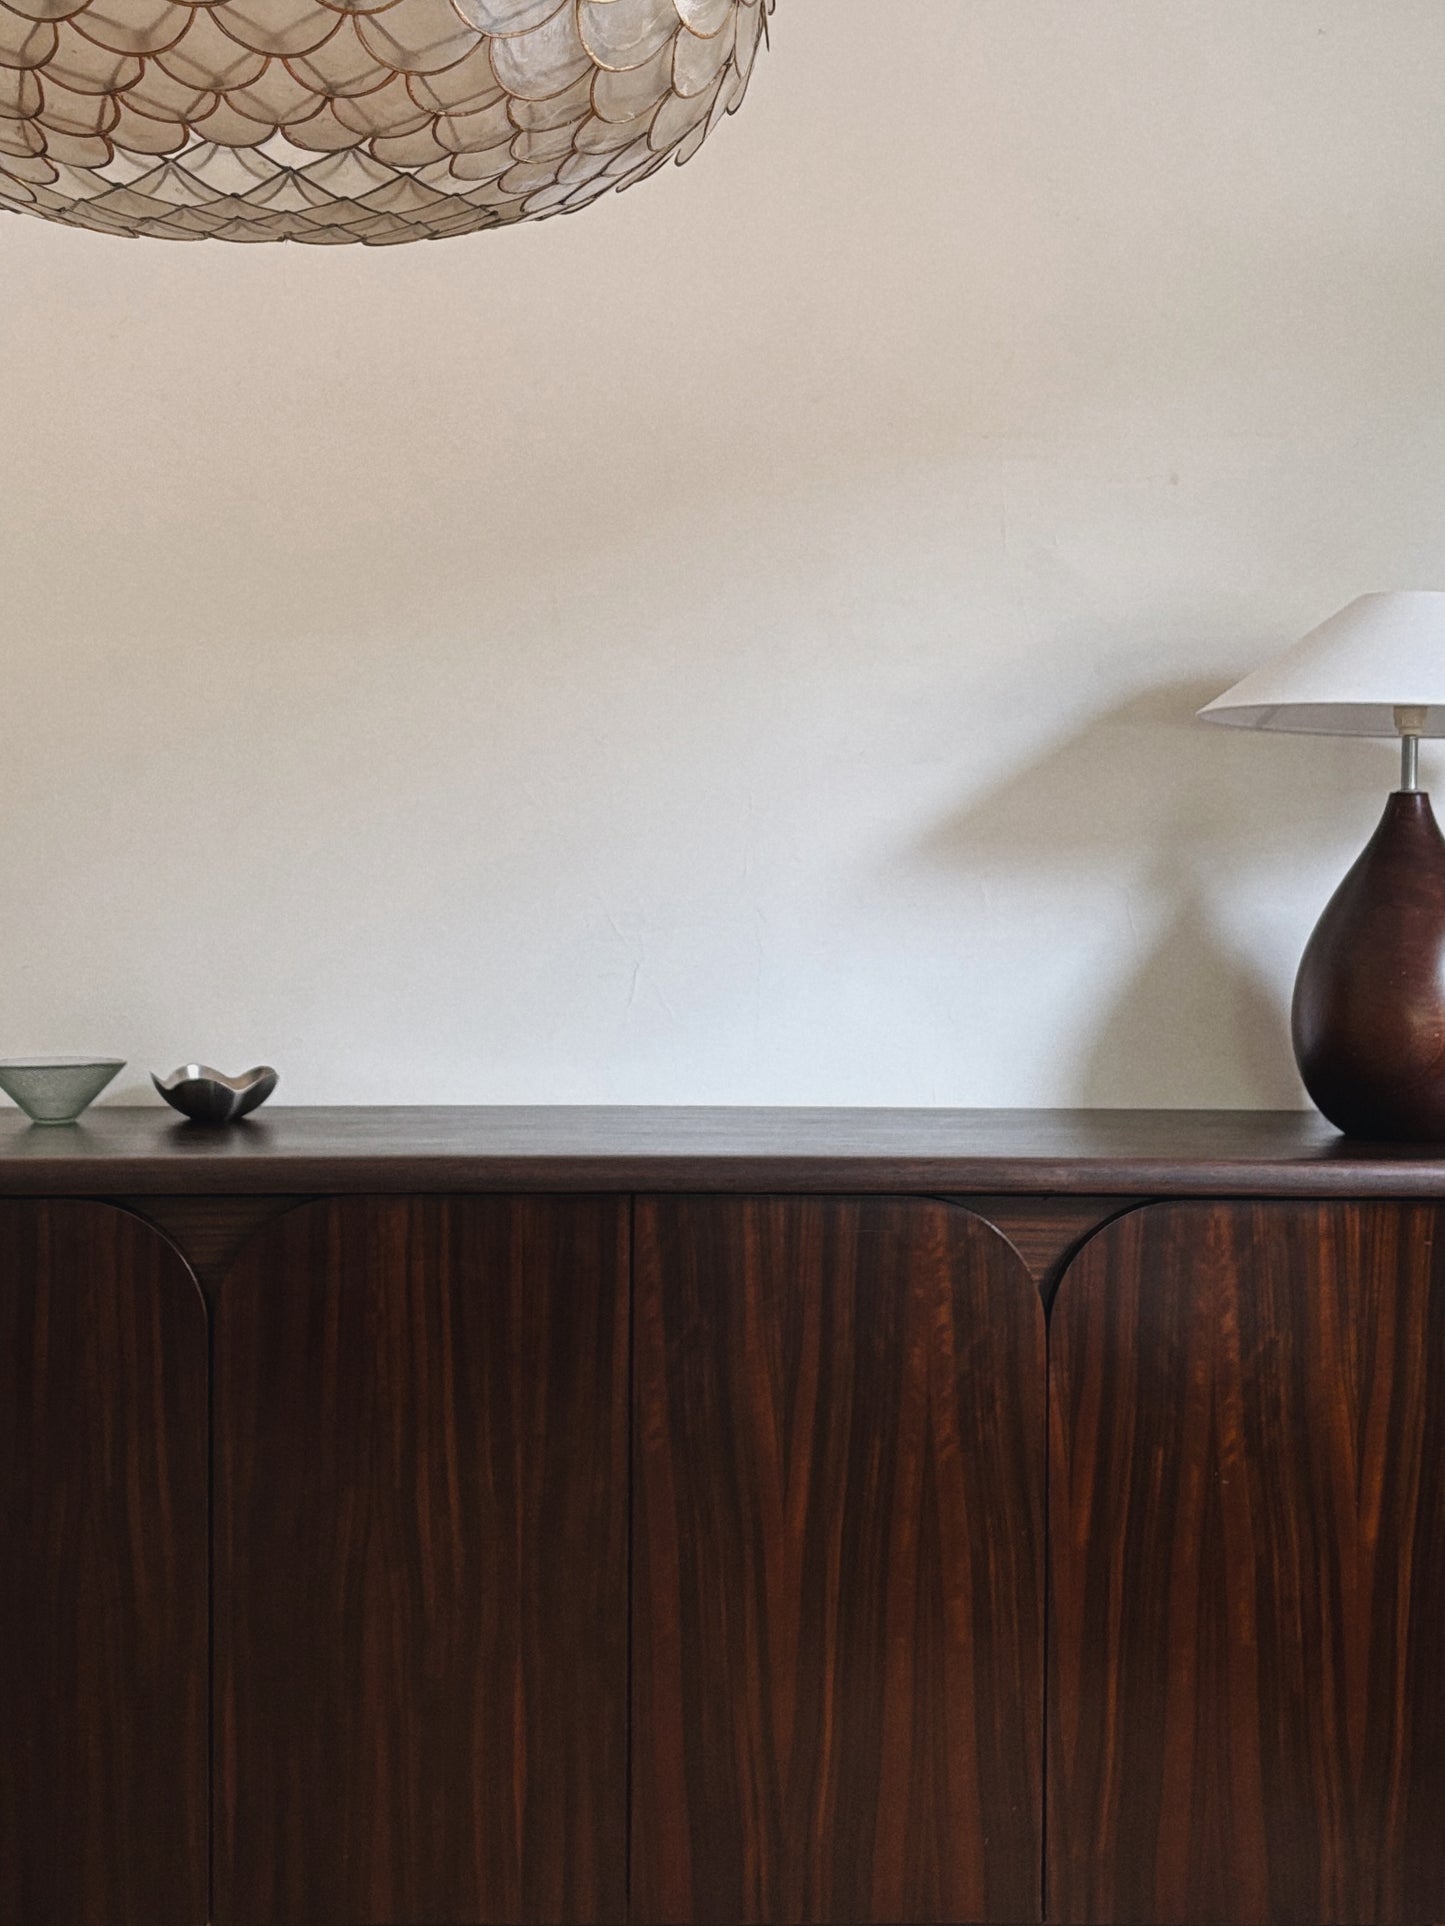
[0,0,771,241]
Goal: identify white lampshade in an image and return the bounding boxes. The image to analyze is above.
[1199,591,1445,737]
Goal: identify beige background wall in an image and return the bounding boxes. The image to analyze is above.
[1,0,1442,1109]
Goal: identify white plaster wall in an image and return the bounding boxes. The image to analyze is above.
[0,0,1442,1108]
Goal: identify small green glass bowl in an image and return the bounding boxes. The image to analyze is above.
[0,1057,125,1124]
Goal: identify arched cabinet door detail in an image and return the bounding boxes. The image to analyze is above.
[631,1195,1047,1925]
[211,1194,630,1926]
[1048,1199,1445,1926]
[0,1199,208,1925]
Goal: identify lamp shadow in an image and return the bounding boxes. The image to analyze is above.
[1073,892,1287,1106]
[905,678,1394,1108]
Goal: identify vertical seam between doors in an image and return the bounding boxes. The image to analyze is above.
[207,1280,216,1926]
[625,1191,637,1926]
[1041,1275,1051,1926]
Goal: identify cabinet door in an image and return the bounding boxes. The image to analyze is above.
[213,1196,629,1926]
[0,1200,208,1924]
[1049,1200,1445,1926]
[632,1196,1046,1925]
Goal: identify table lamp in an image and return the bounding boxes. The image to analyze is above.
[1199,590,1445,1141]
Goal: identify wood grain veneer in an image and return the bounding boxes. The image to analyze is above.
[0,1106,1439,1197]
[1049,1200,1445,1926]
[117,1193,304,1288]
[0,1201,207,1924]
[632,1196,1045,1925]
[946,1194,1143,1300]
[3,1115,1441,1926]
[213,1195,630,1926]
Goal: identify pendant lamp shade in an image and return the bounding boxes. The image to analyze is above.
[0,0,773,245]
[1198,592,1445,738]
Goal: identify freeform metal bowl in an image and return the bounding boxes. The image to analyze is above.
[0,1057,125,1124]
[153,1064,279,1124]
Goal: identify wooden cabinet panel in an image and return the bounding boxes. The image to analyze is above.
[0,1200,208,1925]
[213,1195,629,1926]
[632,1195,1046,1925]
[1049,1200,1445,1926]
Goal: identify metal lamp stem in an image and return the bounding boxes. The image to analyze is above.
[1395,705,1428,793]
[1402,734,1420,793]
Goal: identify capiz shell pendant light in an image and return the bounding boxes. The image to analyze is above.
[0,0,773,244]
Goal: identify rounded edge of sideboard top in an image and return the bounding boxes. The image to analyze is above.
[0,1105,1439,1196]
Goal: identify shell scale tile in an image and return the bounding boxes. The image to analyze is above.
[0,0,771,241]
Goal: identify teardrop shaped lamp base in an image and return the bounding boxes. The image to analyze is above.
[1292,789,1445,1141]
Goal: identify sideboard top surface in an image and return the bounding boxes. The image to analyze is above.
[0,1105,1440,1196]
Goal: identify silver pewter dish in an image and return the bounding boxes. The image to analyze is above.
[0,1057,125,1124]
[154,1064,278,1124]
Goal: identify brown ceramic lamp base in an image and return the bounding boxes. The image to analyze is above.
[1292,788,1445,1141]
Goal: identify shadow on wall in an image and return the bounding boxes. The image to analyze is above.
[911,678,1395,1108]
[1075,896,1285,1107]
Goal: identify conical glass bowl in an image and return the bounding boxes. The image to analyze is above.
[0,1058,125,1124]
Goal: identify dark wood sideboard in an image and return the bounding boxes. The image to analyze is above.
[4,1106,1445,1926]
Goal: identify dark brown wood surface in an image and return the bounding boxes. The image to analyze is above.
[948,1194,1143,1300]
[213,1195,629,1926]
[0,1200,208,1924]
[1293,791,1445,1140]
[632,1196,1046,1924]
[118,1193,307,1288]
[1049,1200,1445,1926]
[0,1105,1442,1197]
